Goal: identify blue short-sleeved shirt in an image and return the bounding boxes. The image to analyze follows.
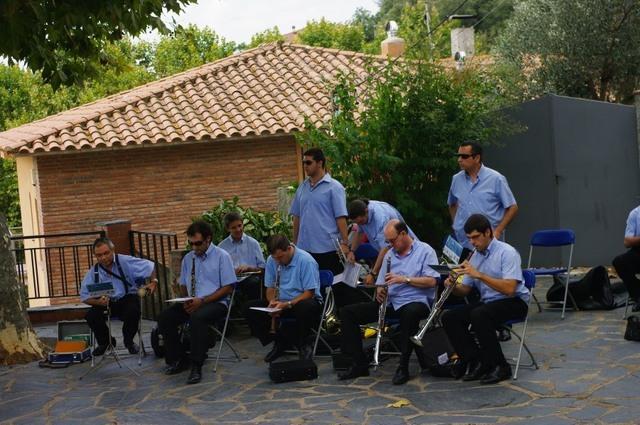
[264,247,321,301]
[80,254,154,302]
[624,206,640,238]
[218,233,266,269]
[289,173,348,253]
[376,241,440,310]
[461,238,529,303]
[179,244,237,304]
[448,165,517,249]
[358,200,418,251]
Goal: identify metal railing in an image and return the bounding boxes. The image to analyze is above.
[10,231,105,301]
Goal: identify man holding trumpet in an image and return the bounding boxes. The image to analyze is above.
[338,219,440,385]
[441,214,529,384]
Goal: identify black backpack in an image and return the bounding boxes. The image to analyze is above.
[625,316,640,342]
[546,265,615,310]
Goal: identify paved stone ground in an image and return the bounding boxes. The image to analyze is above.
[2,278,640,425]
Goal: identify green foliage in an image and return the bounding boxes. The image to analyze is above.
[199,197,292,253]
[0,159,19,228]
[248,27,285,49]
[297,19,365,51]
[0,0,196,87]
[296,60,516,247]
[495,0,640,102]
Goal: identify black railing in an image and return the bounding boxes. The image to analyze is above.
[129,230,181,320]
[10,231,105,301]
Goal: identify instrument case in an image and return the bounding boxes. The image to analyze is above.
[269,359,318,383]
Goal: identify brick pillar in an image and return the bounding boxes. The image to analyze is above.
[96,220,132,255]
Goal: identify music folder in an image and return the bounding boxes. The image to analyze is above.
[86,281,115,297]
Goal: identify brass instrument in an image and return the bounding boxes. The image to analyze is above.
[269,264,281,334]
[411,250,474,347]
[373,255,392,368]
[322,237,347,335]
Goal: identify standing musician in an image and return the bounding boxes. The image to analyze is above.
[289,147,370,307]
[218,211,266,301]
[245,235,322,363]
[441,214,529,384]
[338,220,440,385]
[347,198,419,285]
[81,237,157,356]
[157,220,236,385]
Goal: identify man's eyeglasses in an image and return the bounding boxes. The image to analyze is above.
[385,232,403,246]
[302,160,314,166]
[455,153,476,159]
[188,240,205,247]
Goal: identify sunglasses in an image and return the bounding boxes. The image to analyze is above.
[188,240,205,247]
[455,153,476,159]
[302,160,314,166]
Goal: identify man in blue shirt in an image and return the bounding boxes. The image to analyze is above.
[157,220,236,384]
[338,220,440,385]
[448,141,518,252]
[613,205,640,310]
[245,235,322,363]
[81,237,156,357]
[442,214,529,385]
[218,211,266,301]
[290,147,369,307]
[347,198,418,285]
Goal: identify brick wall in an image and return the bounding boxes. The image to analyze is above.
[36,135,300,245]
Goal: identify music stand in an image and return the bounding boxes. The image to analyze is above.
[80,281,140,379]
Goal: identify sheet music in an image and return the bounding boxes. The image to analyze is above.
[86,281,115,297]
[165,297,194,303]
[332,262,363,288]
[249,307,282,313]
[442,236,463,264]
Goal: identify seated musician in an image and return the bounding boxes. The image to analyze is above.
[338,219,440,385]
[80,237,157,356]
[218,211,266,301]
[157,220,236,385]
[442,214,529,384]
[245,235,322,362]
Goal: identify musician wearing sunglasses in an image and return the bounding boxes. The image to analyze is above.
[290,147,369,308]
[338,220,440,385]
[157,220,236,384]
[441,214,529,384]
[448,141,518,253]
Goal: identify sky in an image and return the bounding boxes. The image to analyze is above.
[159,0,380,44]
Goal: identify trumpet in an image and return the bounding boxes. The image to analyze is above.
[411,250,475,347]
[333,236,348,267]
[373,255,392,368]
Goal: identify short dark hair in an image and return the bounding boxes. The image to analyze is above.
[187,220,213,240]
[223,211,242,228]
[303,147,326,169]
[460,140,483,161]
[348,198,369,220]
[266,234,291,254]
[392,220,409,235]
[464,214,492,235]
[93,237,114,250]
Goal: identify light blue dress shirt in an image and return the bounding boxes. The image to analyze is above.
[289,173,348,253]
[448,164,517,250]
[80,254,154,302]
[624,206,640,237]
[358,200,418,252]
[376,241,440,310]
[264,247,321,301]
[179,244,237,304]
[461,238,529,303]
[218,233,266,268]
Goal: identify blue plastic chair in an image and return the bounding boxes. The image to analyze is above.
[500,269,539,380]
[526,229,576,319]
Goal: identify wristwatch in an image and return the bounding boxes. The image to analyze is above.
[287,301,293,309]
[405,277,412,285]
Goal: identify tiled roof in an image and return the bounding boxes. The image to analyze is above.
[0,43,387,155]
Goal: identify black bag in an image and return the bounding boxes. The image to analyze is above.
[269,359,318,383]
[546,266,617,310]
[415,327,456,377]
[625,316,640,341]
[331,353,352,371]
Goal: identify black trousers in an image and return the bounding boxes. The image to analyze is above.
[239,274,263,301]
[340,300,429,367]
[310,251,370,308]
[442,298,528,367]
[157,301,228,365]
[613,248,640,299]
[245,298,322,347]
[85,294,140,346]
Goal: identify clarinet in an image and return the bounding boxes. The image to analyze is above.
[270,264,281,334]
[190,256,196,297]
[373,255,392,367]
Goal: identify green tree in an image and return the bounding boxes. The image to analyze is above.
[0,0,196,87]
[297,19,365,52]
[495,0,640,102]
[247,27,285,49]
[297,60,515,246]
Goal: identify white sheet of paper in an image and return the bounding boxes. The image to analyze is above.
[250,307,282,313]
[165,297,194,303]
[332,262,362,288]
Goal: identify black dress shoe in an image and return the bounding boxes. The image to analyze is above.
[125,342,140,355]
[186,364,203,384]
[632,298,640,312]
[337,364,370,380]
[164,359,190,375]
[92,337,116,356]
[298,343,314,361]
[462,360,489,382]
[450,359,468,380]
[480,363,512,384]
[392,366,410,385]
[497,327,512,342]
[264,343,286,363]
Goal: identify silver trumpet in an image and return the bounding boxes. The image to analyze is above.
[411,250,475,347]
[373,255,392,368]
